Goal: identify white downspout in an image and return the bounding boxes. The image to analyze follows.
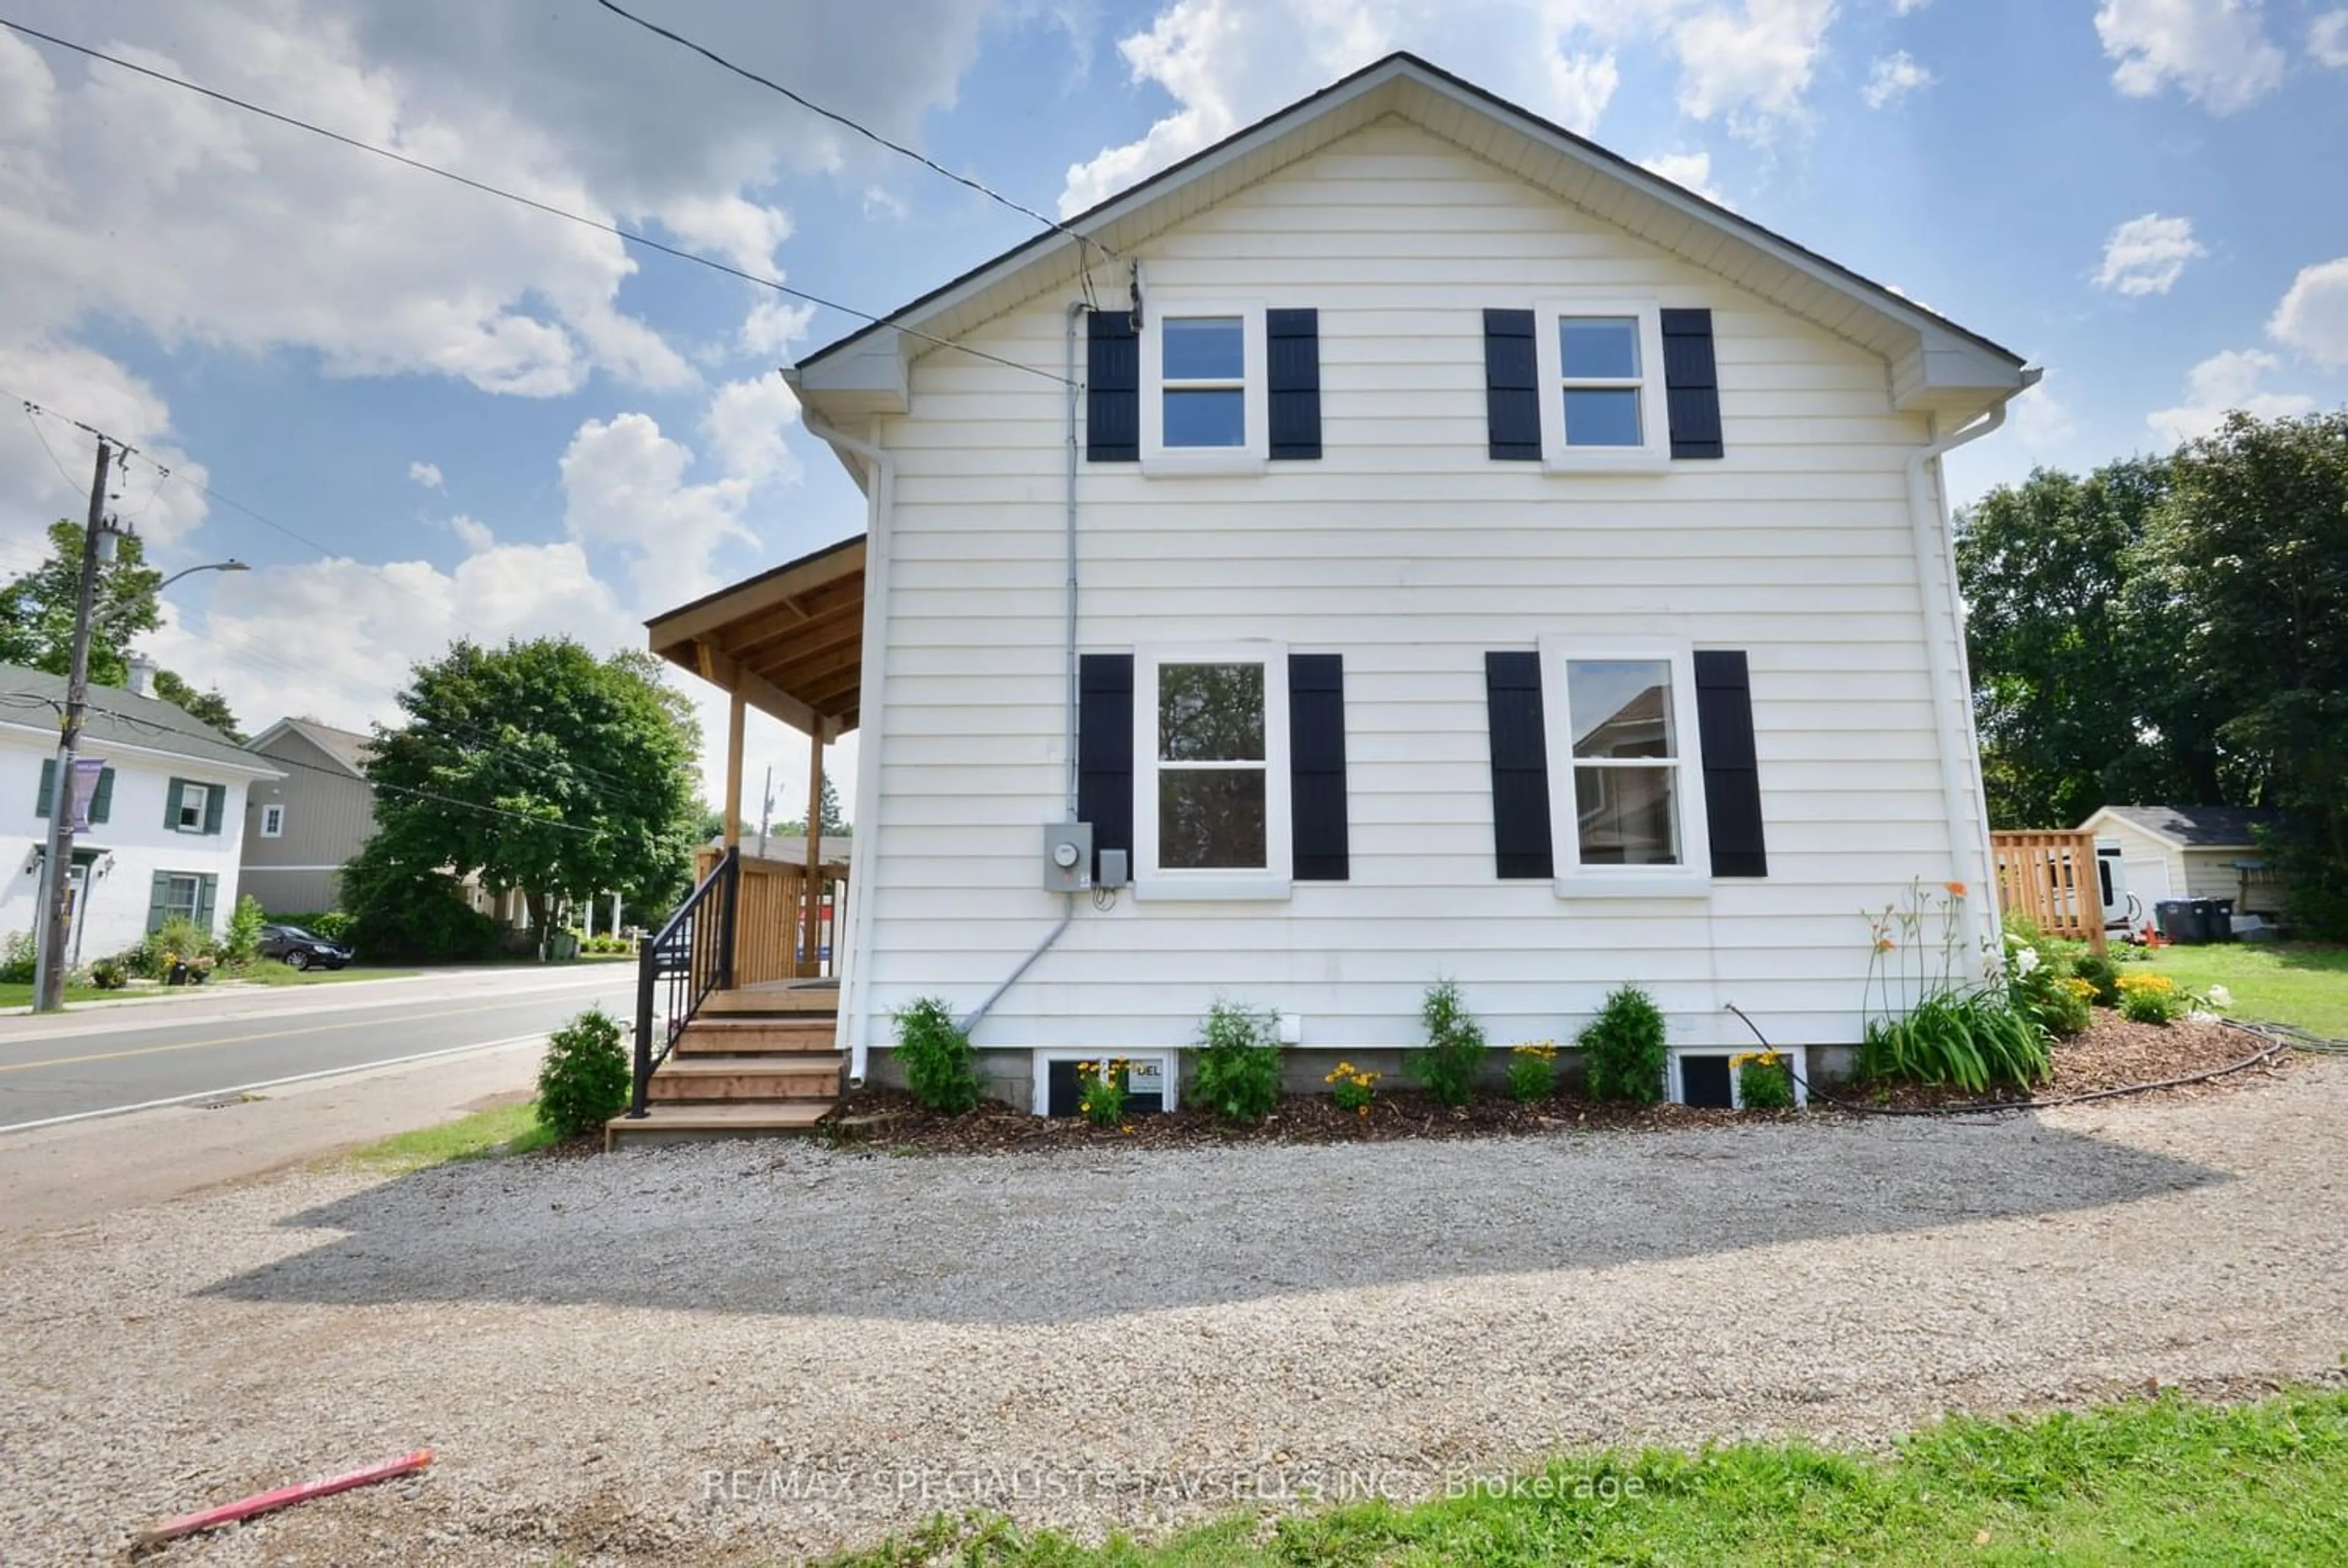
[802,406,893,1086]
[1904,370,2036,970]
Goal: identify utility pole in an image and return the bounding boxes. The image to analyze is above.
[757,764,773,852]
[33,439,114,1012]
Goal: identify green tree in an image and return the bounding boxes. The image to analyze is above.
[0,518,242,736]
[1954,460,2209,827]
[363,638,703,946]
[2142,410,2348,935]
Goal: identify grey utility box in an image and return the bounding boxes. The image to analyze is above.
[1043,821,1093,893]
[1098,848,1129,890]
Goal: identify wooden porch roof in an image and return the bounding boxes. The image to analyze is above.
[646,534,865,736]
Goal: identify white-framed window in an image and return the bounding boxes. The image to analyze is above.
[162,873,201,923]
[1030,1048,1181,1117]
[1133,643,1292,900]
[1534,301,1669,470]
[1669,1047,1810,1109]
[260,803,285,838]
[1139,302,1268,471]
[175,781,209,832]
[1540,636,1710,894]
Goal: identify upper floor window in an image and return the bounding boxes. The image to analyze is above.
[1161,317,1246,447]
[260,803,285,838]
[175,781,207,831]
[1533,302,1670,470]
[1139,303,1268,471]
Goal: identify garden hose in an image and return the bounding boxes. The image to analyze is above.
[1720,1003,2313,1119]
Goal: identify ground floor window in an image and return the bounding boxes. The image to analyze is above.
[1669,1047,1808,1109]
[1035,1050,1176,1117]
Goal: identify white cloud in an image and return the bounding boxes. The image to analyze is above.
[1546,49,1620,133]
[2268,256,2348,369]
[739,295,819,360]
[445,513,494,551]
[1891,0,1930,13]
[2095,0,2286,114]
[0,337,209,550]
[862,185,911,221]
[1638,150,1732,207]
[2146,349,2316,446]
[558,411,757,613]
[1057,0,1836,215]
[703,374,806,488]
[1667,0,1836,137]
[407,460,445,491]
[1862,50,1935,109]
[2311,11,2348,66]
[2092,213,2206,296]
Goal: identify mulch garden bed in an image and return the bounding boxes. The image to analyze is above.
[1837,1012,2292,1113]
[816,1014,2295,1155]
[824,1081,1761,1156]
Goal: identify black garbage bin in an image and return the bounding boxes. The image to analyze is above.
[2155,898,2199,944]
[2197,897,2236,943]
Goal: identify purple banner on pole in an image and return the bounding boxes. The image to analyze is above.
[69,756,104,833]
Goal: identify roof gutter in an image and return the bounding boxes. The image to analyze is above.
[1906,369,2038,969]
[799,403,895,1089]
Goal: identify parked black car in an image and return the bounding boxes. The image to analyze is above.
[259,923,355,970]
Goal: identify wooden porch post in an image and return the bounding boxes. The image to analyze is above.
[723,693,746,850]
[802,722,824,977]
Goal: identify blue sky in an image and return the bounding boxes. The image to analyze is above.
[3,0,2345,816]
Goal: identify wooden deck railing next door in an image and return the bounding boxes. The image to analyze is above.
[1990,830,2108,954]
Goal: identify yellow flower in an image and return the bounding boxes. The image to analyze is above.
[1357,1105,1369,1119]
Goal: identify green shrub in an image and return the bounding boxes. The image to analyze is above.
[892,997,981,1114]
[1859,992,2051,1091]
[150,915,215,969]
[534,1007,632,1138]
[2117,974,2186,1025]
[86,957,128,990]
[1326,1061,1379,1116]
[1505,1042,1558,1102]
[338,847,502,962]
[1191,1001,1283,1122]
[223,894,267,965]
[1735,1050,1796,1110]
[1409,979,1487,1105]
[1581,984,1669,1103]
[0,929,34,985]
[2073,951,2121,1007]
[2004,925,2092,1040]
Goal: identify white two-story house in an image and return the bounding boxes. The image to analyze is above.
[2,662,281,966]
[648,54,2034,1117]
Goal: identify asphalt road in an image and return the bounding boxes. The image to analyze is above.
[0,968,638,1130]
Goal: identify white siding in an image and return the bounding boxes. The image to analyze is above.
[850,120,1979,1057]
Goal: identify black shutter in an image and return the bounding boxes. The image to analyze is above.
[89,767,114,824]
[1289,653,1348,880]
[1484,309,1541,460]
[1660,308,1724,460]
[1485,651,1554,878]
[1267,307,1321,460]
[1086,311,1139,462]
[1694,650,1766,877]
[1077,653,1134,881]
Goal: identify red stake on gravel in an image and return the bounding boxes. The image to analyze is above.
[134,1449,432,1546]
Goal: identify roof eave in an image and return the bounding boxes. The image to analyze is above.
[789,52,2028,430]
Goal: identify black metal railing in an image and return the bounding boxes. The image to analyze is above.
[627,845,740,1117]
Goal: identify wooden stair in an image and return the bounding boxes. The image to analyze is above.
[606,981,842,1147]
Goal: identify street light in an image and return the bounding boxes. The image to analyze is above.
[32,515,255,1011]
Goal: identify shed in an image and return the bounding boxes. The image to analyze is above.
[2077,806,2282,918]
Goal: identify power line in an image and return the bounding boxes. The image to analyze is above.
[591,0,1113,260]
[0,16,1072,387]
[20,402,81,492]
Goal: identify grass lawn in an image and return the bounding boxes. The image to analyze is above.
[825,1389,2348,1567]
[0,982,114,1008]
[222,963,420,988]
[2143,942,2348,1037]
[341,1099,556,1172]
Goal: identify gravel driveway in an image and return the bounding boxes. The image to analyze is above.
[6,1057,2343,1566]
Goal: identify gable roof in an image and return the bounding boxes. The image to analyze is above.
[0,662,281,776]
[248,716,372,778]
[789,52,2028,435]
[2083,804,2277,850]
